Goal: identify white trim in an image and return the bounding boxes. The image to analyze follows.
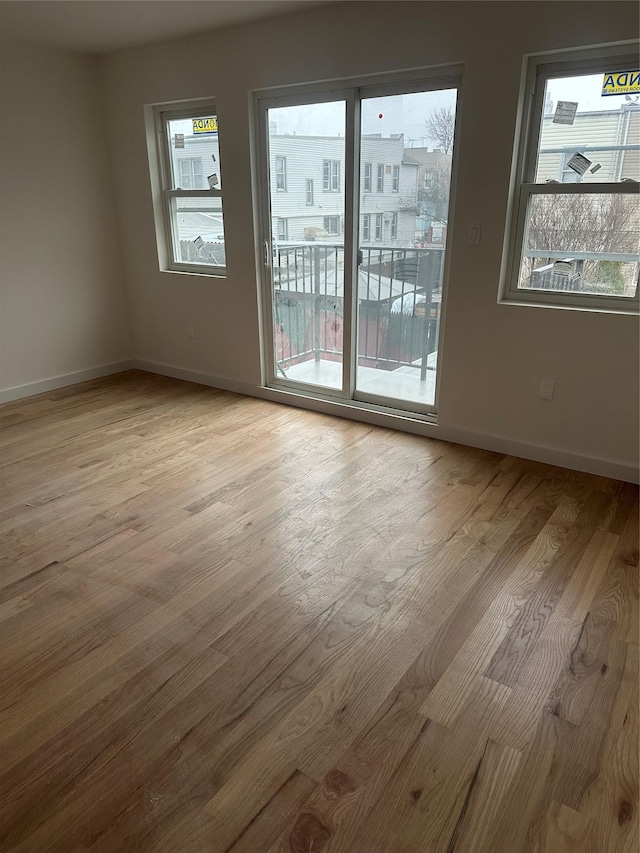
[149,99,226,278]
[500,42,640,314]
[0,361,134,404]
[132,360,638,484]
[255,70,461,418]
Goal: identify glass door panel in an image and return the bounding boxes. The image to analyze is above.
[266,101,346,390]
[356,89,457,408]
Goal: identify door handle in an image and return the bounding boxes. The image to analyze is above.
[263,240,271,268]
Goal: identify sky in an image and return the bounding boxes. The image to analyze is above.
[547,72,637,114]
[269,89,458,147]
[268,71,637,145]
[168,71,636,148]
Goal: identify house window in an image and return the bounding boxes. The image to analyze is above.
[324,216,340,235]
[154,104,225,276]
[374,213,382,240]
[423,170,433,190]
[502,48,639,312]
[275,157,287,190]
[364,163,372,192]
[178,158,203,189]
[306,179,314,205]
[277,218,288,241]
[560,152,581,184]
[362,214,370,241]
[376,164,384,192]
[392,165,400,192]
[323,160,340,191]
[390,212,398,239]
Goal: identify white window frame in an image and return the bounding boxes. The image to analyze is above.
[275,156,287,190]
[376,164,384,192]
[153,101,225,277]
[324,215,340,235]
[390,212,398,238]
[364,163,372,192]
[392,165,400,192]
[501,44,639,313]
[277,218,288,241]
[374,213,382,240]
[306,178,314,205]
[362,213,370,241]
[178,157,203,189]
[323,159,340,191]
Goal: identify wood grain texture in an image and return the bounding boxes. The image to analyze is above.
[0,370,637,852]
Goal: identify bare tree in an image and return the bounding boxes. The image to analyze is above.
[524,193,638,294]
[416,159,452,225]
[425,107,455,154]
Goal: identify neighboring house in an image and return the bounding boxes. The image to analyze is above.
[537,102,639,182]
[170,127,223,243]
[402,146,453,245]
[267,133,419,246]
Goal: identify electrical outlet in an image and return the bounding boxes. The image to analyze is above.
[186,322,195,339]
[539,378,555,400]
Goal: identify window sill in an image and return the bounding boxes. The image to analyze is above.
[161,267,227,280]
[499,291,639,316]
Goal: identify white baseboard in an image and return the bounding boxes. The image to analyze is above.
[0,361,134,404]
[440,426,639,485]
[84,358,638,485]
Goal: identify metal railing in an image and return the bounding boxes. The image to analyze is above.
[272,243,444,377]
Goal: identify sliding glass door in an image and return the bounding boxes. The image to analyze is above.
[263,98,348,391]
[258,74,458,415]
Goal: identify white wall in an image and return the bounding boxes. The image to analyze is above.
[0,39,131,399]
[99,0,639,479]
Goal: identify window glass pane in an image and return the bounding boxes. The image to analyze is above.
[357,88,457,409]
[535,71,640,184]
[167,115,221,191]
[520,193,639,297]
[266,100,346,390]
[173,197,225,267]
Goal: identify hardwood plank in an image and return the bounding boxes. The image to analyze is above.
[485,491,613,688]
[446,739,522,853]
[533,801,591,853]
[0,371,636,853]
[580,643,639,853]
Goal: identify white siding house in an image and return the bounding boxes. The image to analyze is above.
[537,104,639,182]
[267,134,419,245]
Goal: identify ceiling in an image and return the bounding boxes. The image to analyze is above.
[0,0,338,55]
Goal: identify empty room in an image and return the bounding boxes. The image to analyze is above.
[0,1,638,851]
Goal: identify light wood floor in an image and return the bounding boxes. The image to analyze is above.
[1,370,637,853]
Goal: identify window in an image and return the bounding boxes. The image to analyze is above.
[392,165,400,192]
[277,218,288,241]
[324,216,340,235]
[390,212,398,239]
[323,160,340,191]
[374,213,382,240]
[154,103,225,275]
[503,48,639,312]
[376,164,384,192]
[362,214,370,241]
[560,152,581,184]
[275,156,287,190]
[306,179,314,205]
[178,158,203,189]
[364,163,372,192]
[423,170,433,190]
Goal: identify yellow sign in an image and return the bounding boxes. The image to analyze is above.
[192,117,218,134]
[602,70,640,97]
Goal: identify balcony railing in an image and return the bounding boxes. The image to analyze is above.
[272,242,444,380]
